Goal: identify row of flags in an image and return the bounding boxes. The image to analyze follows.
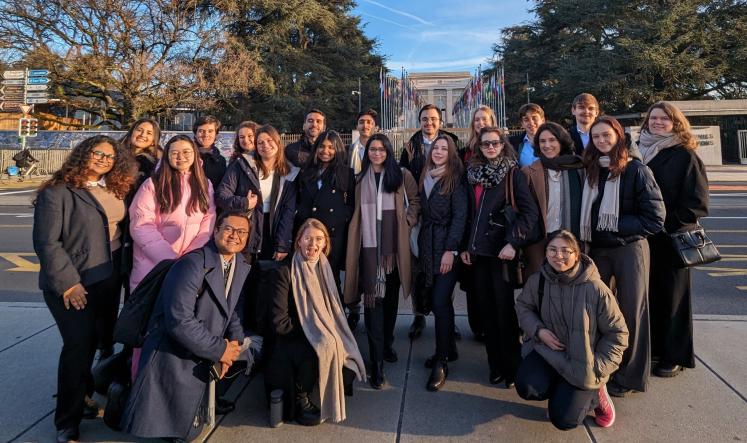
[451,65,507,129]
[379,67,425,130]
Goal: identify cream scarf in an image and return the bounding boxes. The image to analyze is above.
[580,156,621,242]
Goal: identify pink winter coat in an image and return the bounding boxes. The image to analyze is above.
[129,173,216,291]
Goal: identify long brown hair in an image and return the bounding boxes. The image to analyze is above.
[583,116,629,186]
[36,135,136,201]
[255,124,290,178]
[420,134,463,195]
[121,118,161,158]
[641,101,697,150]
[153,135,210,215]
[231,120,258,159]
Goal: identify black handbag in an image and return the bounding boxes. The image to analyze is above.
[669,225,721,268]
[500,167,538,288]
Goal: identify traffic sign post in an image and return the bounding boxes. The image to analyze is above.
[2,68,50,150]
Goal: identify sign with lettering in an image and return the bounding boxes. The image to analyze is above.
[627,126,723,165]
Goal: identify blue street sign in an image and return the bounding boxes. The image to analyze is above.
[27,77,50,85]
[28,69,49,77]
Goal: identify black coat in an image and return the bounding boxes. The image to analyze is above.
[285,137,314,168]
[199,145,227,191]
[508,131,527,154]
[400,129,461,184]
[590,159,665,247]
[295,167,355,272]
[33,184,118,295]
[418,179,468,285]
[568,126,585,155]
[270,259,304,338]
[122,155,157,275]
[645,146,708,234]
[465,167,539,257]
[215,155,262,253]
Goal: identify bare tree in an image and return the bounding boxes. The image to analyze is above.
[0,0,266,126]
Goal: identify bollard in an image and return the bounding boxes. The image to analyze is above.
[269,389,283,428]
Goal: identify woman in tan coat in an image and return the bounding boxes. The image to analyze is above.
[515,230,628,430]
[344,133,420,389]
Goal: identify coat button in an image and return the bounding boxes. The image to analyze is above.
[332,189,336,193]
[329,208,334,212]
[312,207,317,211]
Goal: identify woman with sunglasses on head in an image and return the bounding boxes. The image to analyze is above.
[515,230,628,430]
[33,135,136,443]
[295,130,355,291]
[416,134,468,391]
[637,102,708,378]
[522,122,585,276]
[344,133,420,389]
[462,126,539,389]
[581,116,665,397]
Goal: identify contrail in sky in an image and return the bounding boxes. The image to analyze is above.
[361,0,435,26]
[360,12,419,31]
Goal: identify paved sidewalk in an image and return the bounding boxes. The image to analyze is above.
[3,299,746,443]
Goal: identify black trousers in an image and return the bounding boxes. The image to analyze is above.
[473,255,521,381]
[429,267,458,360]
[459,265,484,336]
[43,253,122,430]
[265,334,319,420]
[648,233,695,368]
[364,269,400,364]
[516,351,597,431]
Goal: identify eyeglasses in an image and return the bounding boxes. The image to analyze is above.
[547,247,576,257]
[368,147,386,153]
[91,151,115,162]
[221,225,249,237]
[169,149,193,158]
[480,140,503,149]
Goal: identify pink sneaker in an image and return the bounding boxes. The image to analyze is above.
[594,385,616,428]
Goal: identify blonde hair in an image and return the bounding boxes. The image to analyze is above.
[642,101,697,150]
[467,105,497,151]
[295,218,332,256]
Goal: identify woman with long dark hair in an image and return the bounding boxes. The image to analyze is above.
[230,120,259,162]
[522,122,585,276]
[121,117,161,189]
[34,135,135,443]
[581,116,665,396]
[638,102,708,378]
[296,130,355,289]
[462,126,539,388]
[416,134,468,391]
[344,133,420,389]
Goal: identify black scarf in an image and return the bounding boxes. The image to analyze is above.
[540,154,584,171]
[467,156,516,188]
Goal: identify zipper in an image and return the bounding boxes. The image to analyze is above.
[471,191,486,251]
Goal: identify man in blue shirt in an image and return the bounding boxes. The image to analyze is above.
[509,103,545,168]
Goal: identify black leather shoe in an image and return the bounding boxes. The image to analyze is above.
[408,315,426,339]
[473,332,485,342]
[426,361,448,391]
[82,402,99,419]
[453,324,462,341]
[607,380,632,397]
[424,351,459,368]
[347,312,360,333]
[504,380,515,389]
[295,392,322,426]
[370,361,386,389]
[383,347,398,363]
[216,398,235,415]
[654,362,683,378]
[489,369,504,385]
[56,427,79,443]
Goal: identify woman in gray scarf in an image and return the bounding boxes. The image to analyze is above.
[265,219,366,426]
[637,102,708,378]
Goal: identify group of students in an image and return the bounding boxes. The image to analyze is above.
[32,94,709,442]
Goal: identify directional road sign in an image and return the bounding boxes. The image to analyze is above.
[26,98,49,104]
[0,102,22,111]
[2,71,25,79]
[2,79,24,85]
[25,92,48,98]
[25,84,48,91]
[26,77,50,85]
[27,69,49,77]
[0,85,24,93]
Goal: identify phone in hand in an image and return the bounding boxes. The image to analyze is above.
[209,362,221,381]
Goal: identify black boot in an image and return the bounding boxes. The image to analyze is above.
[424,350,459,368]
[369,361,386,390]
[426,360,448,391]
[295,391,322,426]
[347,311,360,333]
[408,315,426,339]
[343,367,355,397]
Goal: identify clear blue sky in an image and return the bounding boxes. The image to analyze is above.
[352,0,535,73]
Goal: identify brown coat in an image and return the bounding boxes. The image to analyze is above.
[522,160,549,276]
[343,169,420,305]
[515,255,629,390]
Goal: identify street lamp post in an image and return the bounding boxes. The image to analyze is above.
[352,77,361,113]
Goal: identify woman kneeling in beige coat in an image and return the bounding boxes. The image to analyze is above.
[515,230,628,430]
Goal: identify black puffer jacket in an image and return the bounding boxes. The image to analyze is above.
[400,129,461,184]
[418,179,469,285]
[465,167,539,257]
[590,159,665,247]
[215,154,263,253]
[199,145,227,191]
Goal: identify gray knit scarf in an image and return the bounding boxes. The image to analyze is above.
[580,156,621,242]
[360,168,398,307]
[423,165,445,199]
[637,130,682,165]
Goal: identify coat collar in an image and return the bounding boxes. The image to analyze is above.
[67,185,106,216]
[201,240,249,317]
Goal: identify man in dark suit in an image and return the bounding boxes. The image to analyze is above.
[286,109,326,167]
[509,103,545,168]
[121,210,252,441]
[568,93,600,155]
[193,115,227,190]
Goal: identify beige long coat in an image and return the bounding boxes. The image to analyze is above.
[343,169,420,305]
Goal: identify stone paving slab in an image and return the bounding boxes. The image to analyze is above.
[692,319,747,400]
[0,304,54,351]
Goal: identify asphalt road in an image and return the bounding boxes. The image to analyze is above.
[0,188,745,314]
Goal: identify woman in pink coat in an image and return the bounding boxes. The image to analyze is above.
[129,134,216,291]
